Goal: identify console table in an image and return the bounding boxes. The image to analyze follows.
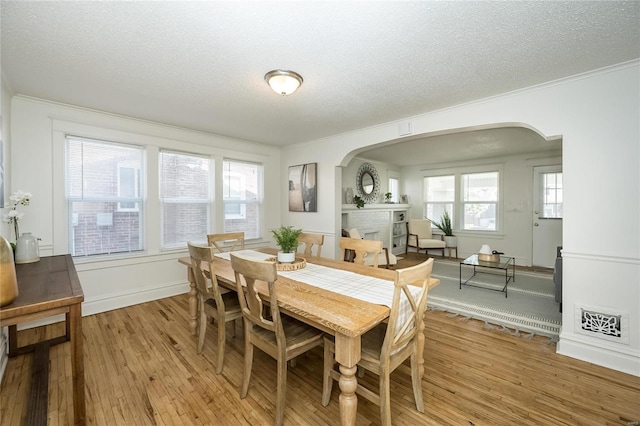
[0,255,86,425]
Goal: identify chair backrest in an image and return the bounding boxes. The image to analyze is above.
[346,228,362,239]
[297,232,324,257]
[408,219,434,239]
[188,242,224,308]
[230,254,284,342]
[339,237,382,267]
[207,232,245,253]
[382,257,434,358]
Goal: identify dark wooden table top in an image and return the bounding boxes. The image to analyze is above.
[0,254,84,321]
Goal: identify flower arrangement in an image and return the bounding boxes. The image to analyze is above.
[3,190,31,243]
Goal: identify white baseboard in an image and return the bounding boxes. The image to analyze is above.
[557,330,640,377]
[9,281,190,331]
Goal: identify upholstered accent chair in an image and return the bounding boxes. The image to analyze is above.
[406,219,446,257]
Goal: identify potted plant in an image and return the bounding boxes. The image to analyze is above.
[272,225,302,263]
[353,195,365,209]
[431,211,457,248]
[384,192,392,203]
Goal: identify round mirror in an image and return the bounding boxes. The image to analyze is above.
[355,163,380,203]
[361,172,374,194]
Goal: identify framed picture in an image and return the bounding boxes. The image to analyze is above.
[400,194,409,204]
[288,163,317,212]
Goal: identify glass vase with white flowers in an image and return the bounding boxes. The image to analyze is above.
[3,190,32,245]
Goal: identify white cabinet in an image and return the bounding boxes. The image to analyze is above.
[341,204,409,256]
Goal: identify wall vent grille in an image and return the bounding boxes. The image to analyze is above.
[575,304,629,345]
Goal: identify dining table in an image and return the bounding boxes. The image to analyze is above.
[178,247,439,426]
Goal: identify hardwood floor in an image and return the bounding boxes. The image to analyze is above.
[1,293,638,425]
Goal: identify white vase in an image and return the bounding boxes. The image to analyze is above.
[15,232,40,264]
[345,187,354,204]
[277,251,296,263]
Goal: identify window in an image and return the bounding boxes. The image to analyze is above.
[66,136,144,256]
[117,161,140,211]
[462,172,498,231]
[160,151,211,249]
[540,172,563,218]
[424,170,500,233]
[424,175,455,224]
[388,177,399,203]
[223,160,262,239]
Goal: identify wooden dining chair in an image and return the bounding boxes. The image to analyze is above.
[297,232,324,257]
[347,228,397,268]
[187,243,243,374]
[339,236,383,267]
[321,258,434,426]
[230,254,324,426]
[207,232,245,253]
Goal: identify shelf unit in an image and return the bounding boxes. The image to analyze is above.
[341,204,409,256]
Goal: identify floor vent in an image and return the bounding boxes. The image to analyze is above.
[575,304,629,344]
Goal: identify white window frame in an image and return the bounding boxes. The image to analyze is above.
[117,161,141,212]
[159,150,212,250]
[423,166,503,234]
[461,171,499,231]
[222,159,263,239]
[65,135,145,257]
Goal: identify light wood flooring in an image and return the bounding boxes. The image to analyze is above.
[1,293,638,425]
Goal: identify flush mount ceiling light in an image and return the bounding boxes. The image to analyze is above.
[264,69,303,96]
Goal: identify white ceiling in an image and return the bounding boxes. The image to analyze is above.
[1,1,639,164]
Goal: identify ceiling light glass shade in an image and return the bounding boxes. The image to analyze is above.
[265,70,303,96]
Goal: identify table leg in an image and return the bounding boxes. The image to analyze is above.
[334,333,361,426]
[187,266,197,335]
[69,303,86,425]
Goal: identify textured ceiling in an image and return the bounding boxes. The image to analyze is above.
[1,1,639,154]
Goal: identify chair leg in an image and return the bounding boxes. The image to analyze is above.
[275,356,288,426]
[216,316,226,375]
[321,341,334,406]
[197,301,207,354]
[411,352,425,413]
[240,330,253,398]
[380,366,392,426]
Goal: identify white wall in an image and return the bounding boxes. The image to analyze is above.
[7,96,281,318]
[281,61,640,376]
[0,75,13,384]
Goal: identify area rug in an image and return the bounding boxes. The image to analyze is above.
[427,260,562,339]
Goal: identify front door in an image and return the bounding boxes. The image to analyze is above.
[532,166,563,268]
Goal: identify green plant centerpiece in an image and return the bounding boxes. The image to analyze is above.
[353,195,365,209]
[431,211,457,248]
[272,225,302,263]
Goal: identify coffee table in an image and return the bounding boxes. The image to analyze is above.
[459,254,515,297]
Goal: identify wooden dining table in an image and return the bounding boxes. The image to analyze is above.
[178,248,439,426]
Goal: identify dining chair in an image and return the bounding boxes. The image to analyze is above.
[321,257,434,426]
[297,232,324,257]
[347,228,397,268]
[230,253,324,426]
[187,243,243,374]
[207,231,245,253]
[339,236,383,267]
